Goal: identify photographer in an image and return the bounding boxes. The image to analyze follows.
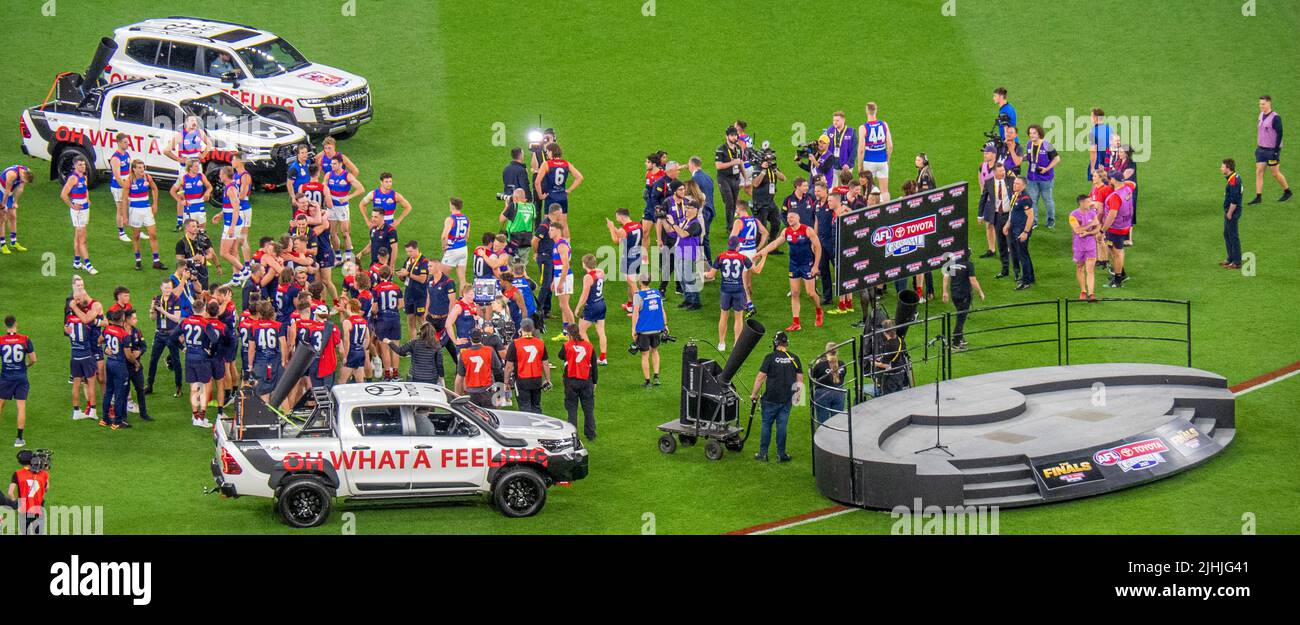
[750,148,785,239]
[502,147,533,205]
[715,127,746,226]
[797,135,839,189]
[6,450,49,535]
[498,188,536,266]
[174,218,214,290]
[630,276,666,388]
[528,128,557,181]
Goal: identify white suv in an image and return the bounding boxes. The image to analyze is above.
[104,17,372,138]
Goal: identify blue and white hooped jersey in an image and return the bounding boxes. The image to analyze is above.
[221,186,242,227]
[446,214,470,250]
[68,174,90,208]
[327,170,352,207]
[127,176,151,209]
[2,166,25,208]
[737,216,759,252]
[372,189,396,223]
[182,173,206,212]
[109,150,131,189]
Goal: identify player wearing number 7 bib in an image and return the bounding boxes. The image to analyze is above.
[456,328,502,408]
[505,319,550,414]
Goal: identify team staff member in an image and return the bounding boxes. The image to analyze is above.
[1221,159,1245,270]
[0,164,33,255]
[505,319,550,413]
[780,178,815,250]
[503,147,533,204]
[557,325,598,441]
[358,208,399,273]
[532,206,559,322]
[749,156,785,251]
[122,310,153,423]
[499,188,537,265]
[703,237,758,353]
[687,156,716,260]
[457,328,502,407]
[715,126,746,226]
[397,241,431,338]
[870,320,910,396]
[941,251,985,350]
[534,143,584,213]
[9,450,49,534]
[1250,95,1291,204]
[815,193,843,310]
[749,331,802,463]
[0,316,36,447]
[306,305,345,389]
[285,144,314,206]
[1101,171,1136,288]
[1002,176,1036,290]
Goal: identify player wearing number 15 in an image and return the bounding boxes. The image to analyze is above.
[0,316,36,447]
[559,325,598,441]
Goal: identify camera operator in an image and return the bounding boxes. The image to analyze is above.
[146,280,183,397]
[6,450,49,534]
[175,218,215,290]
[715,126,746,226]
[502,147,533,205]
[870,319,911,396]
[750,149,785,240]
[749,330,803,463]
[991,86,1018,144]
[498,188,536,266]
[528,128,557,180]
[797,135,839,189]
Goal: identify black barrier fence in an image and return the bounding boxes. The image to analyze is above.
[807,297,1192,482]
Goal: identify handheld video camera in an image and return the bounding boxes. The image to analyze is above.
[748,142,778,170]
[27,449,52,472]
[795,141,819,160]
[983,112,1013,152]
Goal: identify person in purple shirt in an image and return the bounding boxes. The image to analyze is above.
[1024,124,1061,228]
[1251,95,1291,204]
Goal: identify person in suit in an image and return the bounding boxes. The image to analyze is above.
[978,163,1015,279]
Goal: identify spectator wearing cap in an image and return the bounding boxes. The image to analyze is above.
[1220,159,1244,270]
[308,305,345,389]
[715,127,746,227]
[1024,125,1061,229]
[749,331,803,463]
[798,134,838,190]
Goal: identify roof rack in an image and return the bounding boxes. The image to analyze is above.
[165,16,259,30]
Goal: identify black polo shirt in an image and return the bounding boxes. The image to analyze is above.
[948,256,975,301]
[759,349,803,404]
[715,142,743,182]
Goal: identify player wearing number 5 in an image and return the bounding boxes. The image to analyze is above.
[573,254,609,365]
[558,325,598,441]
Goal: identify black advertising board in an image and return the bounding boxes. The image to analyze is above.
[834,181,970,295]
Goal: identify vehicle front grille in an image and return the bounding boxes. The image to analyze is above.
[325,87,370,118]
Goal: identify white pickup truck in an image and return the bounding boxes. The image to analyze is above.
[211,382,589,528]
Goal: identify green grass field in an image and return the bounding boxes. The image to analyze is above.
[0,0,1296,535]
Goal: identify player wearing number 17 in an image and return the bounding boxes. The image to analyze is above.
[0,316,36,447]
[755,211,823,331]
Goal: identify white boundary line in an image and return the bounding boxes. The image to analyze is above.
[1233,366,1300,397]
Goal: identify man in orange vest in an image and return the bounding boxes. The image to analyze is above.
[456,328,502,407]
[558,325,598,440]
[7,450,48,535]
[505,319,551,413]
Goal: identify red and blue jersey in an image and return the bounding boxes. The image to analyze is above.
[784,224,815,265]
[65,314,95,360]
[101,325,129,364]
[446,214,470,250]
[713,250,753,294]
[372,188,396,223]
[109,150,131,189]
[0,333,33,379]
[347,315,369,353]
[542,159,571,196]
[68,173,89,208]
[736,216,760,252]
[182,173,206,212]
[327,170,352,207]
[251,320,282,363]
[127,176,151,209]
[622,221,644,258]
[373,281,402,318]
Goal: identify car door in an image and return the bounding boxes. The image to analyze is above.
[340,404,413,494]
[406,405,491,492]
[103,95,156,169]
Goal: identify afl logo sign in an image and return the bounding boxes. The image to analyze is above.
[871,214,938,257]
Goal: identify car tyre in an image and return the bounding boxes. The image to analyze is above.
[275,476,333,528]
[55,145,97,186]
[493,465,547,518]
[205,162,227,209]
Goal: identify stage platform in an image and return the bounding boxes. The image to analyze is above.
[813,364,1236,509]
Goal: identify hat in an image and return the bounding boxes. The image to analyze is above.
[470,327,484,343]
[817,134,831,144]
[312,304,329,317]
[16,450,33,465]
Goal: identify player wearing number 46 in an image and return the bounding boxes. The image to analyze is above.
[0,315,36,447]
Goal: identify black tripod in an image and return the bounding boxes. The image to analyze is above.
[914,334,952,456]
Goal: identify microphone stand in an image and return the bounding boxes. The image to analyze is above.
[914,334,952,456]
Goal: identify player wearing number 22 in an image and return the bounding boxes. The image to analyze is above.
[558,325,598,441]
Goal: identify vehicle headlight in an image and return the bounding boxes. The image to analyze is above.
[538,438,574,453]
[298,97,326,107]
